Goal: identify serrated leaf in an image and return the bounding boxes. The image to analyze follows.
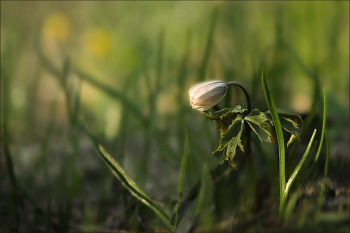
[84,122,173,230]
[215,117,236,138]
[211,105,243,136]
[245,109,276,142]
[202,105,242,120]
[265,113,302,143]
[220,105,243,120]
[213,115,244,168]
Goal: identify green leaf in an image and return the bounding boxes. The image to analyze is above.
[84,121,173,230]
[265,111,302,148]
[261,70,286,215]
[265,110,303,145]
[213,115,244,168]
[201,105,242,120]
[209,105,243,137]
[265,113,302,140]
[245,109,276,142]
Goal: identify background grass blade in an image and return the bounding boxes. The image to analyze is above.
[173,132,189,232]
[84,121,173,230]
[197,7,218,81]
[316,131,330,223]
[315,89,327,162]
[261,69,286,214]
[74,68,147,125]
[195,163,209,216]
[284,187,301,220]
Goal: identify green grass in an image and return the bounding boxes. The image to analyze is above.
[1,2,349,232]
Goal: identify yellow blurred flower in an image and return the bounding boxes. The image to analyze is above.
[42,12,71,43]
[83,28,112,58]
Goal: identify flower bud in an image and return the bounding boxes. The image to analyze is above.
[189,80,227,111]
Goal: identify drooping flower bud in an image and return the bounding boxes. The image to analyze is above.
[189,80,227,111]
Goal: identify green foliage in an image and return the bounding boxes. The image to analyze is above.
[315,89,327,162]
[261,69,286,214]
[2,2,348,232]
[245,109,276,143]
[84,122,173,230]
[265,110,303,147]
[282,129,317,211]
[173,132,189,232]
[213,114,244,168]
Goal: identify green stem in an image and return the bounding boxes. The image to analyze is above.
[225,81,252,115]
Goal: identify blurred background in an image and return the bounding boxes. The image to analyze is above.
[1,1,349,232]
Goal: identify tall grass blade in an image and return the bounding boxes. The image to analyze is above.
[156,29,164,90]
[84,121,173,230]
[316,131,330,223]
[195,163,209,216]
[74,68,147,125]
[137,30,163,184]
[315,89,327,162]
[287,77,320,174]
[281,37,316,80]
[261,69,286,213]
[1,69,20,230]
[173,132,189,232]
[36,35,147,125]
[284,187,301,220]
[282,129,317,211]
[197,7,218,81]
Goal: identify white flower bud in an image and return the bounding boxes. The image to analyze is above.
[189,80,227,111]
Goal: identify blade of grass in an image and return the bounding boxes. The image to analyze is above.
[315,131,329,223]
[282,129,317,212]
[281,37,317,80]
[288,89,327,196]
[173,132,189,232]
[195,163,209,216]
[1,68,21,231]
[74,68,147,125]
[36,38,181,164]
[35,33,147,125]
[261,69,286,214]
[283,36,322,171]
[84,121,173,230]
[197,7,218,81]
[284,187,301,220]
[42,100,57,233]
[136,30,164,184]
[286,77,320,176]
[315,89,327,162]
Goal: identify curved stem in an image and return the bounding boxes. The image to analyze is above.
[225,81,252,115]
